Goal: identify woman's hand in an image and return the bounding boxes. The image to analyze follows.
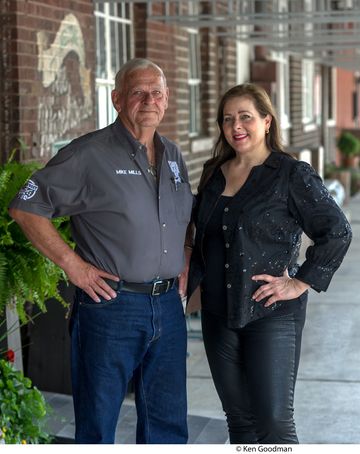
[178,246,192,298]
[251,269,310,307]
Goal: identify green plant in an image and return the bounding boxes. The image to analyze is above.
[0,301,52,444]
[337,131,360,157]
[0,146,74,321]
[0,356,52,444]
[350,169,360,196]
[324,161,339,179]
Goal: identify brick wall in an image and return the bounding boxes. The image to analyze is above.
[145,3,178,143]
[1,0,96,163]
[336,68,356,133]
[0,0,19,162]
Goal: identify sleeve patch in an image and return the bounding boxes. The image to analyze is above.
[18,179,39,200]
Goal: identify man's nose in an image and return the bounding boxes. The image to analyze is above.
[142,92,157,102]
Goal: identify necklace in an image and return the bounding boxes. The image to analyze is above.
[146,144,157,179]
[148,163,157,179]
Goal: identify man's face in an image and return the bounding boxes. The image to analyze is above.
[112,67,169,134]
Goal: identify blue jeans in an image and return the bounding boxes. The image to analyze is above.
[70,286,188,444]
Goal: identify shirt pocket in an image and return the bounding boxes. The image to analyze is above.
[171,181,193,224]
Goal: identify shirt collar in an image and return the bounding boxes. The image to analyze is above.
[112,117,165,160]
[263,151,283,168]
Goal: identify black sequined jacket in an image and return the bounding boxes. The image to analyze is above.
[187,151,352,329]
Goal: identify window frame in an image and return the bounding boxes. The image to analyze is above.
[187,1,202,138]
[302,0,317,130]
[187,27,202,137]
[94,2,133,129]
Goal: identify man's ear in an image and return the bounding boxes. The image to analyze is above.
[111,89,121,113]
[164,87,169,110]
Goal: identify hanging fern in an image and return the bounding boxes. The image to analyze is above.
[0,149,74,322]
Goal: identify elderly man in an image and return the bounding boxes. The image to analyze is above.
[9,58,193,444]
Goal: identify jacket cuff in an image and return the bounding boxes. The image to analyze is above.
[294,261,335,293]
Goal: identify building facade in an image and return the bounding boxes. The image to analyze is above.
[2,1,356,186]
[0,0,237,190]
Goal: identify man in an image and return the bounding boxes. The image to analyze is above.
[9,58,193,444]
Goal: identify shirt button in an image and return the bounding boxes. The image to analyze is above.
[227,283,232,289]
[222,225,227,230]
[224,207,229,212]
[163,249,168,254]
[225,263,229,269]
[162,223,166,227]
[225,243,230,248]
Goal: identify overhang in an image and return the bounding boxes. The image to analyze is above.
[95,1,360,71]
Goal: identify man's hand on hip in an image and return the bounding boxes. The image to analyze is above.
[64,257,120,303]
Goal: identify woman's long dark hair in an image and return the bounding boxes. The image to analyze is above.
[198,83,284,192]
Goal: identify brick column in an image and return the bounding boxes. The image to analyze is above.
[0,0,19,162]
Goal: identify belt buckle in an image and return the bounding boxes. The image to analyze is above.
[151,279,170,296]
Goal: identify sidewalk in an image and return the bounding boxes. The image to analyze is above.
[44,194,360,444]
[294,193,360,443]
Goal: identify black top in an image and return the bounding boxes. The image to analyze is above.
[188,151,352,329]
[202,195,232,317]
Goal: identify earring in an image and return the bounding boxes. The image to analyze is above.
[266,129,269,134]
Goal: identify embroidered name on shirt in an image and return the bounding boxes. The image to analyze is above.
[115,169,142,175]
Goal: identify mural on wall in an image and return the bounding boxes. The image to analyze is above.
[37,13,92,156]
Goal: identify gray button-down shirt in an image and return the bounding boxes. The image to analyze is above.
[9,119,194,282]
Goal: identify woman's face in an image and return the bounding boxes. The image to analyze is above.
[222,96,271,156]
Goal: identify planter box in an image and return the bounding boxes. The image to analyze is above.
[25,282,74,395]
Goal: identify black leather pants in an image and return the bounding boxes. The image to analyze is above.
[201,308,306,444]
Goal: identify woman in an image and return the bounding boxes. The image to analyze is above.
[187,83,352,444]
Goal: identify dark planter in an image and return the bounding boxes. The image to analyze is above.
[24,282,75,395]
[23,282,135,396]
[342,155,360,169]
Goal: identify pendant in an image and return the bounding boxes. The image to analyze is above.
[147,165,157,178]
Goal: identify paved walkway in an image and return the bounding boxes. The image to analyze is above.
[294,193,360,443]
[45,193,360,444]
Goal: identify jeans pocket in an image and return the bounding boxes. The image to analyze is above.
[78,290,118,308]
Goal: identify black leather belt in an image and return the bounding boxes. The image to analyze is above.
[106,278,177,296]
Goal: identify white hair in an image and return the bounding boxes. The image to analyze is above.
[114,58,167,92]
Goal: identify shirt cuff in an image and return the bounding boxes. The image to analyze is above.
[294,260,335,293]
[8,199,54,218]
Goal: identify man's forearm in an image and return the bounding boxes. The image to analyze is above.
[8,208,79,272]
[9,208,120,301]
